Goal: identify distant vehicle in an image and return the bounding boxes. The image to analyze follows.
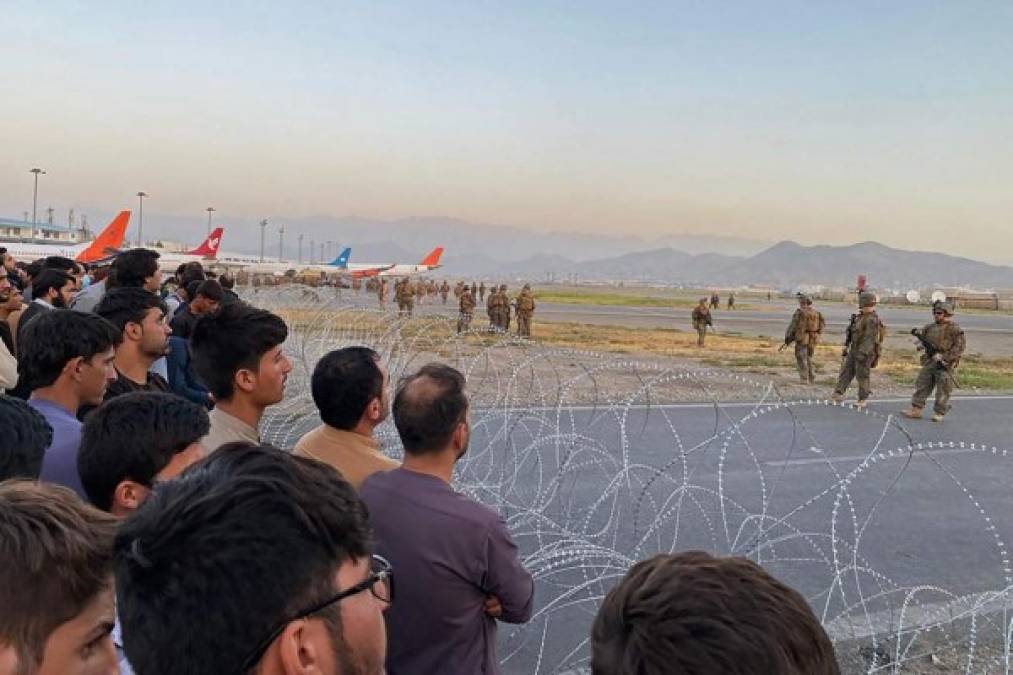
[1,211,131,264]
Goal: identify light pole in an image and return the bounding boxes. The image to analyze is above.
[259,219,268,262]
[319,242,324,264]
[136,192,147,246]
[309,238,315,264]
[30,168,46,226]
[205,206,215,237]
[278,225,285,261]
[298,234,304,264]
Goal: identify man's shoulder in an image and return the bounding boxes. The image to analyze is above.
[362,471,502,527]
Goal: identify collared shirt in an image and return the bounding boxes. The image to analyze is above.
[360,468,534,675]
[29,398,86,497]
[200,406,260,455]
[70,278,106,313]
[293,425,398,490]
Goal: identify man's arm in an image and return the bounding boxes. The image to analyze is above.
[942,325,966,365]
[482,518,534,624]
[0,338,17,391]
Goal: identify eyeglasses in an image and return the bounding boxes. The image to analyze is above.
[237,555,393,673]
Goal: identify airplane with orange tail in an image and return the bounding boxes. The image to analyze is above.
[0,211,131,264]
[375,246,444,277]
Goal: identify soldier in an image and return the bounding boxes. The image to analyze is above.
[454,281,464,299]
[486,284,500,331]
[901,301,965,422]
[440,280,449,305]
[710,292,720,309]
[378,278,388,307]
[782,293,825,384]
[415,279,425,305]
[458,284,476,333]
[499,284,511,332]
[479,281,486,303]
[691,298,713,347]
[727,293,735,310]
[516,283,536,337]
[831,291,885,408]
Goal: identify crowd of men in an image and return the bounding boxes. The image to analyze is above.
[1,243,849,674]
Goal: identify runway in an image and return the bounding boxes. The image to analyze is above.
[468,395,1013,673]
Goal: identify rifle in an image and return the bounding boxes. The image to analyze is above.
[842,313,857,358]
[911,328,947,370]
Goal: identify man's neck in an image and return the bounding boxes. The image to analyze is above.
[349,418,376,438]
[114,350,154,385]
[30,383,81,415]
[215,396,264,430]
[401,450,456,484]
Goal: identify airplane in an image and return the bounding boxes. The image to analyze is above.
[321,247,393,278]
[155,228,225,270]
[1,211,131,264]
[322,246,444,278]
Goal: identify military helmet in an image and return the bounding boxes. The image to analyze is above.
[933,300,954,316]
[523,283,531,290]
[858,291,877,308]
[499,284,507,291]
[796,292,812,305]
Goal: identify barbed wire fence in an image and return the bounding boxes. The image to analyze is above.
[246,285,1013,674]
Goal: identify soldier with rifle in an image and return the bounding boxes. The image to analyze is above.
[831,291,885,409]
[692,298,713,347]
[780,293,825,384]
[901,300,965,422]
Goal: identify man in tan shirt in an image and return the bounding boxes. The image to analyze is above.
[294,346,397,489]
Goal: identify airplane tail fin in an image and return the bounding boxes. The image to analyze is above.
[76,210,131,263]
[188,227,224,258]
[419,246,444,267]
[329,247,351,268]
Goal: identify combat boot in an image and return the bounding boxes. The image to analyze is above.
[854,399,867,410]
[900,407,923,420]
[830,392,844,404]
[931,413,945,423]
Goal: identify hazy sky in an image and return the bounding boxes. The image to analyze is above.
[2,2,1011,260]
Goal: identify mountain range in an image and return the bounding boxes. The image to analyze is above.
[96,210,1013,289]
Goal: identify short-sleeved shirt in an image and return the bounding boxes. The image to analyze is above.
[105,368,170,399]
[360,467,534,675]
[29,398,86,497]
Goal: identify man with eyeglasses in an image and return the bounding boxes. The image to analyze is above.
[113,443,389,675]
[902,300,965,422]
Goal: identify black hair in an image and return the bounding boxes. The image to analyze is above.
[107,248,160,289]
[311,347,383,431]
[393,363,468,455]
[219,274,235,290]
[0,397,53,480]
[24,261,43,280]
[17,310,119,391]
[180,262,206,287]
[194,279,223,303]
[175,263,187,277]
[95,287,168,335]
[184,280,202,301]
[190,302,288,400]
[78,392,209,512]
[113,443,371,675]
[41,256,76,272]
[31,269,74,300]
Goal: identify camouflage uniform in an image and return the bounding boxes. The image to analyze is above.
[398,278,414,318]
[479,282,486,303]
[486,286,501,330]
[832,292,884,404]
[440,281,449,305]
[727,293,735,310]
[784,295,825,384]
[499,284,511,332]
[378,279,388,307]
[906,302,965,419]
[710,293,719,309]
[691,300,712,347]
[457,286,476,333]
[516,284,535,337]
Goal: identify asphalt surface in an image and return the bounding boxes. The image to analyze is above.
[474,395,1013,674]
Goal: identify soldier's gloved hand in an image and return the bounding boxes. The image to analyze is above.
[932,353,944,363]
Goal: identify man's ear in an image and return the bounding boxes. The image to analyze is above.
[63,355,86,382]
[235,368,257,394]
[276,619,326,674]
[365,396,381,423]
[124,321,143,342]
[112,480,150,515]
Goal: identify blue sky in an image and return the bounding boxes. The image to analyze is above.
[2,1,1011,259]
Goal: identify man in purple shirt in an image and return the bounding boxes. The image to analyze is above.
[18,309,118,497]
[361,363,534,675]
